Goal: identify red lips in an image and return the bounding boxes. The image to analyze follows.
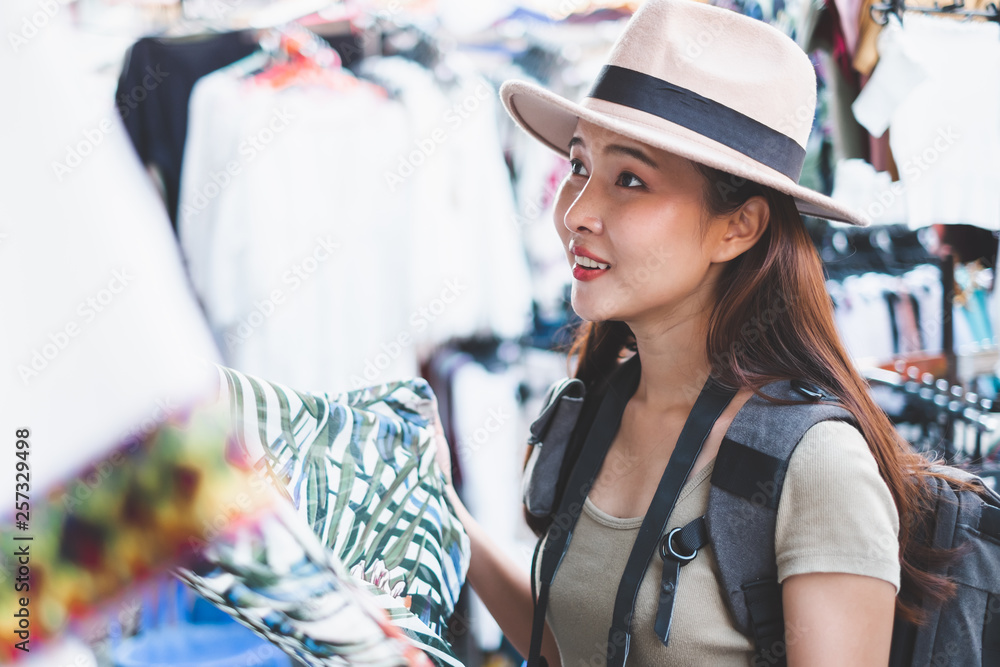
[569,245,610,282]
[570,246,611,265]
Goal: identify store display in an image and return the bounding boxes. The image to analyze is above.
[8,0,1000,664]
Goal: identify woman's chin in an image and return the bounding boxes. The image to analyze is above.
[570,293,619,323]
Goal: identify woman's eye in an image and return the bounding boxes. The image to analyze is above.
[569,158,588,177]
[617,172,645,188]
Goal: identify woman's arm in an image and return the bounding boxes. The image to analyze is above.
[444,485,562,667]
[783,572,896,666]
[431,408,560,666]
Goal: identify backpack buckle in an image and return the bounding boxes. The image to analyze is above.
[791,380,826,401]
[660,527,699,563]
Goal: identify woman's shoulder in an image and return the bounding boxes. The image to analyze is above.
[789,419,877,472]
[775,419,901,590]
[782,419,893,508]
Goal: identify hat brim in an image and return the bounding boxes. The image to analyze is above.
[500,79,869,227]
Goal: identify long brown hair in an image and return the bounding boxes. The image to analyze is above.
[554,165,957,623]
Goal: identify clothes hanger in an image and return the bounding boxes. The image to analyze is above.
[246,24,384,96]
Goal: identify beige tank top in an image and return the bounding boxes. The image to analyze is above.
[536,421,901,666]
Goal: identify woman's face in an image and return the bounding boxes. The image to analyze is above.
[553,119,727,328]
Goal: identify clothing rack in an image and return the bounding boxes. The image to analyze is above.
[812,222,938,280]
[814,223,998,383]
[869,0,1000,26]
[865,366,1000,484]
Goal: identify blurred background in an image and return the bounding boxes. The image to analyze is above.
[1,0,999,665]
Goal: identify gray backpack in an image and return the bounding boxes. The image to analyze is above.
[695,380,1000,667]
[526,374,1000,666]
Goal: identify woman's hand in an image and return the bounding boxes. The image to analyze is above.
[428,397,453,487]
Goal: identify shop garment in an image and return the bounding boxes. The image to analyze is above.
[0,404,262,662]
[828,266,948,361]
[178,502,453,667]
[829,273,898,361]
[449,358,528,650]
[214,366,470,645]
[423,344,571,651]
[539,421,900,666]
[853,0,997,76]
[831,159,907,224]
[852,15,1000,231]
[355,55,534,348]
[116,31,259,227]
[2,6,221,499]
[179,56,416,392]
[179,54,533,393]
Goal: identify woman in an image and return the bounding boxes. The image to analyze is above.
[438,1,954,664]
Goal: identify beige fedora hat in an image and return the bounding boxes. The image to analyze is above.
[499,0,869,226]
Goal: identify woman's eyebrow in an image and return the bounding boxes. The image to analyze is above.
[604,144,661,171]
[567,137,660,172]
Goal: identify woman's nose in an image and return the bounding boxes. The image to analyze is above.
[562,180,604,235]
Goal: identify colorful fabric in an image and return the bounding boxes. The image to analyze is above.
[0,403,269,662]
[176,503,438,667]
[214,366,470,662]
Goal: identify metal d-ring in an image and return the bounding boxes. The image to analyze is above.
[659,527,698,563]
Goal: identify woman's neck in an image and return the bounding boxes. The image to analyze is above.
[628,310,713,412]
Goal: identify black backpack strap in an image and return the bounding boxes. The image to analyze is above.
[706,380,854,664]
[606,377,736,665]
[527,357,736,667]
[527,356,642,667]
[654,516,709,645]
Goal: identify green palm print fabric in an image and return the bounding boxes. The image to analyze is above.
[214,366,469,655]
[177,502,450,667]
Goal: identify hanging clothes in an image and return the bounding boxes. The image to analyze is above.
[852,15,1000,231]
[179,52,417,393]
[853,0,997,75]
[448,357,526,651]
[116,31,259,227]
[179,50,533,394]
[356,55,534,350]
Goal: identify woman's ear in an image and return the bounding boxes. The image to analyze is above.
[710,196,769,263]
